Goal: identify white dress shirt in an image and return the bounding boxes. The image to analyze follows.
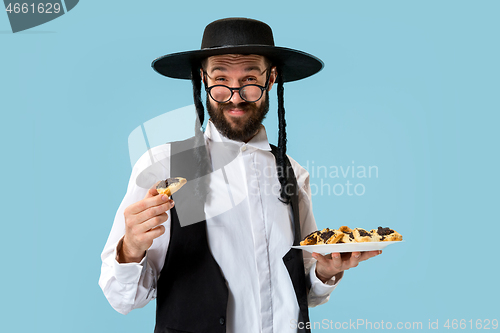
[99,120,342,333]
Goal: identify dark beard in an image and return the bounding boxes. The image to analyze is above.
[206,91,269,142]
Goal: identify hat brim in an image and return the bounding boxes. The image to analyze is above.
[151,45,324,83]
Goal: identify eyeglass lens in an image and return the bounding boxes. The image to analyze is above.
[211,85,263,103]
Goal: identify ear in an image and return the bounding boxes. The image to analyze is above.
[267,66,278,91]
[200,68,204,82]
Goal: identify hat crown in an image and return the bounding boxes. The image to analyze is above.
[201,18,275,49]
[152,17,323,82]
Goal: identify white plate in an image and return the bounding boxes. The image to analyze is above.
[292,241,403,254]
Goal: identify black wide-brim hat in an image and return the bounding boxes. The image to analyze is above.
[151,18,324,83]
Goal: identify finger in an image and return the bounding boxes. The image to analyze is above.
[349,251,362,268]
[146,224,166,239]
[139,212,169,233]
[137,200,173,227]
[313,252,342,269]
[127,199,173,231]
[144,181,161,199]
[128,193,171,215]
[329,252,343,270]
[144,193,174,211]
[312,252,329,265]
[331,252,341,261]
[359,250,382,262]
[340,252,352,261]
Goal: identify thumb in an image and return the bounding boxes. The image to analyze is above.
[312,252,328,264]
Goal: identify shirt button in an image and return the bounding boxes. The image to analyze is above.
[241,145,247,152]
[219,317,225,325]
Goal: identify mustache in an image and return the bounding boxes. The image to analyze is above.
[218,102,256,112]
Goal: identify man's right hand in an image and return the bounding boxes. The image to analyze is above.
[118,185,174,263]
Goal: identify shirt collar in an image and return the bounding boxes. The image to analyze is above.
[205,119,272,152]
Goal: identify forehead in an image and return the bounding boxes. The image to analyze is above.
[204,54,267,73]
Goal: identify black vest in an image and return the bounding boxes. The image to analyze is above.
[154,138,311,333]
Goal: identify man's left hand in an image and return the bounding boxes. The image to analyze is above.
[312,250,382,283]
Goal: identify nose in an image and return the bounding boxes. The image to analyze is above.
[229,88,244,104]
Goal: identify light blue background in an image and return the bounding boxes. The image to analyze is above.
[1,1,498,332]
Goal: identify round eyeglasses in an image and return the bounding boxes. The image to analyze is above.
[203,68,271,103]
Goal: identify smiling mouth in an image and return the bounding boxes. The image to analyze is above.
[225,108,248,117]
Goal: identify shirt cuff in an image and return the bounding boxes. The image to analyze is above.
[113,238,147,284]
[309,261,343,296]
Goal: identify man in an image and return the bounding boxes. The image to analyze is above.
[99,18,380,333]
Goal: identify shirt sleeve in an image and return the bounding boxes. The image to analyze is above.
[305,260,344,307]
[98,144,171,315]
[288,155,342,307]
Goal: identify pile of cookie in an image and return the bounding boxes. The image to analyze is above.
[300,226,402,246]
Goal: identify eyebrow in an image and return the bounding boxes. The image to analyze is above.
[243,66,263,73]
[209,66,227,73]
[209,66,264,74]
